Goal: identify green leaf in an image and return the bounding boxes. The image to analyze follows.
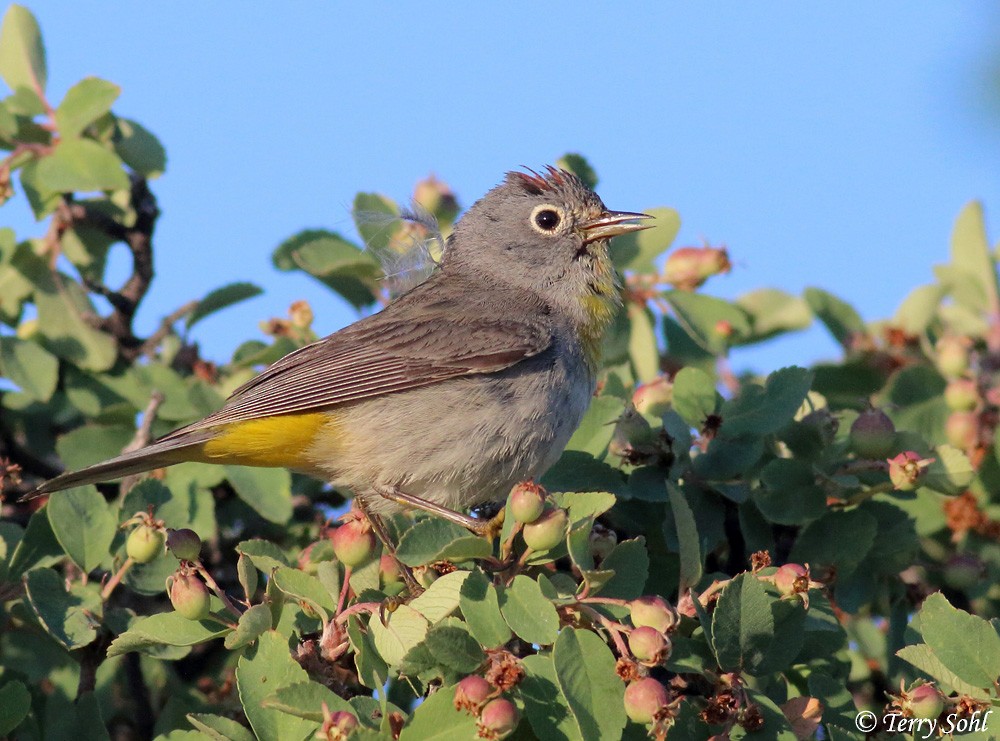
[0,335,58,400]
[552,628,627,741]
[735,288,813,342]
[671,366,718,429]
[114,118,167,178]
[893,284,945,335]
[923,444,974,495]
[611,207,680,273]
[397,679,478,740]
[224,603,274,650]
[262,679,353,721]
[36,138,129,192]
[720,366,813,437]
[498,575,560,645]
[24,568,98,649]
[557,153,598,189]
[187,281,263,328]
[789,509,878,579]
[186,714,257,741]
[917,592,1000,691]
[896,643,990,699]
[369,604,429,667]
[270,566,336,620]
[950,201,1000,313]
[0,680,30,736]
[459,569,512,648]
[662,290,751,354]
[409,569,469,623]
[55,77,120,138]
[667,483,702,593]
[55,424,134,472]
[711,572,774,675]
[424,623,486,673]
[35,275,117,371]
[755,458,827,525]
[236,538,291,573]
[46,485,116,572]
[595,536,649,600]
[274,228,381,308]
[224,466,293,524]
[107,609,229,657]
[395,518,491,566]
[627,303,660,383]
[352,192,398,254]
[6,509,62,578]
[0,5,47,98]
[563,394,624,456]
[803,287,866,347]
[236,631,316,741]
[520,654,583,741]
[346,615,388,690]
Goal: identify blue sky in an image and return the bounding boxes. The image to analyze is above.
[6,3,1000,373]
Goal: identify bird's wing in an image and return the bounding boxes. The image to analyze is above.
[162,309,551,437]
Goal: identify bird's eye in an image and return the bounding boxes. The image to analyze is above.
[531,205,562,233]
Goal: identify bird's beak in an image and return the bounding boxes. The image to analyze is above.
[580,210,654,245]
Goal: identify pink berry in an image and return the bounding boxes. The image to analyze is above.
[774,564,809,597]
[169,571,211,621]
[906,684,945,720]
[944,412,978,450]
[330,517,376,567]
[936,336,970,378]
[663,245,731,291]
[624,678,668,724]
[628,626,670,666]
[632,376,672,417]
[944,379,979,412]
[477,698,519,739]
[887,451,933,491]
[454,675,492,713]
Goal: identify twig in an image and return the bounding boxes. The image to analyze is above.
[100,557,135,601]
[139,300,199,358]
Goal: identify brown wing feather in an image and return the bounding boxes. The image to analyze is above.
[161,291,551,439]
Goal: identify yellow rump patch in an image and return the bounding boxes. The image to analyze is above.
[196,412,334,468]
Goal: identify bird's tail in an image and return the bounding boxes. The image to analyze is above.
[25,428,216,499]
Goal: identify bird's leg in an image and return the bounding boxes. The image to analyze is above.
[354,498,423,596]
[374,484,506,541]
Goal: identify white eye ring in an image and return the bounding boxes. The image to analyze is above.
[530,204,565,234]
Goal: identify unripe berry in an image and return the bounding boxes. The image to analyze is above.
[774,563,809,597]
[413,174,460,224]
[628,626,670,666]
[936,336,970,378]
[944,379,979,412]
[453,675,492,714]
[166,528,202,562]
[330,518,376,567]
[522,507,568,552]
[944,412,979,450]
[379,554,402,585]
[509,481,546,524]
[624,678,668,725]
[632,376,672,418]
[629,595,678,633]
[477,698,519,739]
[126,525,164,564]
[169,572,211,621]
[905,684,945,720]
[849,408,895,459]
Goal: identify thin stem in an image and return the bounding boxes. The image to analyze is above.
[335,601,380,625]
[195,563,244,617]
[101,557,135,601]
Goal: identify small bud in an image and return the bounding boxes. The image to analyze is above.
[454,675,492,714]
[663,245,731,291]
[379,554,403,585]
[289,300,314,329]
[632,376,672,417]
[773,563,809,597]
[944,412,979,450]
[509,481,546,524]
[628,626,670,666]
[935,336,970,378]
[624,678,669,725]
[169,571,211,621]
[944,379,979,412]
[126,525,165,564]
[905,683,946,720]
[522,507,568,552]
[629,595,678,633]
[330,517,376,567]
[413,174,460,224]
[849,407,896,459]
[887,451,934,491]
[317,703,359,741]
[166,528,202,562]
[477,698,519,739]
